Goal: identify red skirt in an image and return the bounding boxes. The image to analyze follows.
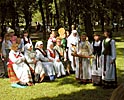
[8,64,19,83]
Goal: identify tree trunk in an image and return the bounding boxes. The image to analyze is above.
[38,0,46,40]
[54,0,60,27]
[100,12,104,32]
[45,2,49,28]
[66,0,72,33]
[0,4,7,37]
[23,7,30,30]
[84,13,93,42]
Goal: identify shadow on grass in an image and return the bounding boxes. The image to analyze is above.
[30,65,124,100]
[56,74,81,87]
[117,68,124,83]
[30,87,113,100]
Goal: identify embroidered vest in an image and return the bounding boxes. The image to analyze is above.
[36,48,47,57]
[103,39,112,55]
[23,37,30,45]
[48,49,55,58]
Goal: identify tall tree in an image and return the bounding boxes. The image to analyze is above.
[54,0,60,27]
[38,0,46,40]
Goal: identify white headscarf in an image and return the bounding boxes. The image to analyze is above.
[71,30,79,38]
[35,41,43,48]
[25,43,32,50]
[47,41,53,50]
[67,30,79,48]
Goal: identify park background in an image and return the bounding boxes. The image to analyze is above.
[0,0,124,100]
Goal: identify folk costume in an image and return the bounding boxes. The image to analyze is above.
[2,34,12,77]
[47,42,66,78]
[76,34,92,83]
[21,31,33,53]
[2,37,12,58]
[101,38,117,88]
[8,44,33,87]
[8,29,17,44]
[59,29,69,61]
[91,40,102,85]
[24,43,45,83]
[35,41,55,81]
[54,44,71,75]
[67,30,79,71]
[47,30,56,49]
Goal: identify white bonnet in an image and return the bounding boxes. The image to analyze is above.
[25,43,32,50]
[35,41,43,48]
[47,41,53,49]
[72,30,77,34]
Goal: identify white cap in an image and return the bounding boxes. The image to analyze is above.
[35,41,43,48]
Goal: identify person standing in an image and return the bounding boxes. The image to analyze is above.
[67,30,80,71]
[2,33,12,77]
[8,29,17,44]
[101,29,117,88]
[91,33,102,86]
[76,33,92,84]
[21,30,33,53]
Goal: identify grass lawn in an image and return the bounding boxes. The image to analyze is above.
[0,33,124,100]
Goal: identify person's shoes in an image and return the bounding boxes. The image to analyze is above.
[26,82,34,86]
[75,78,80,81]
[93,83,97,86]
[61,75,66,78]
[17,82,27,86]
[87,79,92,83]
[78,81,87,85]
[11,83,27,88]
[49,75,55,81]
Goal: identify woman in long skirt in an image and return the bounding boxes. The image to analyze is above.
[24,43,45,83]
[8,43,33,88]
[76,33,92,84]
[35,41,56,81]
[47,42,66,78]
[91,33,102,86]
[101,29,117,88]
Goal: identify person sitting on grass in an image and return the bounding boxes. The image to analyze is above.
[24,43,45,83]
[47,42,66,78]
[35,41,56,81]
[8,43,33,88]
[54,37,71,75]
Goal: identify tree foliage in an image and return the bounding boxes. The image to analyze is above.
[0,0,124,40]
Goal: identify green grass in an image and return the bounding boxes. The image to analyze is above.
[0,35,124,100]
[0,75,114,100]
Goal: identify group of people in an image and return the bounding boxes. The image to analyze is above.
[67,28,117,89]
[0,25,117,89]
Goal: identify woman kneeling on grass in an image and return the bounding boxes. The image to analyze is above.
[8,43,33,88]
